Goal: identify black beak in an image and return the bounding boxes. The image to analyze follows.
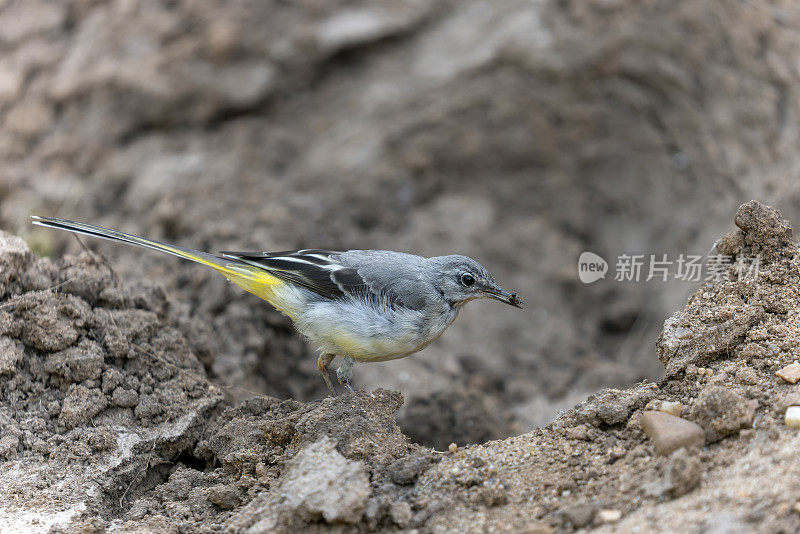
[482,286,523,308]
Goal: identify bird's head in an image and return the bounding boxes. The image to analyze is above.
[429,255,523,309]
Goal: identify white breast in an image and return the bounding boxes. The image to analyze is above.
[293,297,457,362]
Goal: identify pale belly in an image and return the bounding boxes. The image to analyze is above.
[293,297,457,362]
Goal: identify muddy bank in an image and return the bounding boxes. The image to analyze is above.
[1,201,799,532]
[4,0,800,443]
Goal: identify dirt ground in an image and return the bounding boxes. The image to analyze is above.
[3,0,800,532]
[4,198,800,532]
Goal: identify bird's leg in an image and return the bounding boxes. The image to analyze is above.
[317,353,337,397]
[336,356,355,393]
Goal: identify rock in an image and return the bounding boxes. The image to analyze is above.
[689,386,756,442]
[577,386,654,427]
[665,448,702,497]
[277,437,370,524]
[207,484,240,510]
[733,200,794,254]
[640,411,706,455]
[597,509,623,523]
[660,401,682,417]
[561,503,596,528]
[389,453,433,485]
[776,362,800,384]
[657,307,764,377]
[785,406,800,429]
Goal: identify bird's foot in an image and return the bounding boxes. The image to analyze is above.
[317,353,337,397]
[336,356,355,393]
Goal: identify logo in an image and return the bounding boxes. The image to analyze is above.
[578,251,608,284]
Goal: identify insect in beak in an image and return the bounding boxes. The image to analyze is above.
[482,286,523,308]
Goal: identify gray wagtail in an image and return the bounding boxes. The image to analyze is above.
[31,216,522,395]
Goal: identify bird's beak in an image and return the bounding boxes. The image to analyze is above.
[482,286,523,308]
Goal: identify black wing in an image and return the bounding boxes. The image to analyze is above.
[219,249,372,302]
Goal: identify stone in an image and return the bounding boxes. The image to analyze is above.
[277,437,370,524]
[660,401,682,417]
[561,503,595,528]
[733,200,794,253]
[597,509,622,523]
[689,386,756,442]
[207,484,240,509]
[640,411,705,455]
[785,406,800,429]
[776,362,800,384]
[665,448,702,497]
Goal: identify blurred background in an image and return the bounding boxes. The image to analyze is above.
[3,0,800,448]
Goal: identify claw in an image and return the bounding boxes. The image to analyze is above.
[317,354,337,396]
[336,356,355,394]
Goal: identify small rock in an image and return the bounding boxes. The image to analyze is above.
[208,484,240,509]
[520,525,554,534]
[278,437,370,524]
[577,386,654,426]
[389,453,432,485]
[640,411,706,455]
[597,509,622,523]
[776,362,800,384]
[665,448,702,497]
[660,401,682,417]
[733,200,794,253]
[785,406,800,429]
[448,442,458,453]
[561,503,596,528]
[689,386,756,442]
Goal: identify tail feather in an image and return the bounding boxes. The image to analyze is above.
[31,215,233,271]
[30,216,292,315]
[33,214,283,290]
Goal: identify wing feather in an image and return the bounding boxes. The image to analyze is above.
[219,249,406,308]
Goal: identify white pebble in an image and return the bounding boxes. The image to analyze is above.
[785,406,800,429]
[660,401,682,417]
[597,509,622,523]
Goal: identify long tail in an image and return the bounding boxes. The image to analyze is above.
[30,216,289,314]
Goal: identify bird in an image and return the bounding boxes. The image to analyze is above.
[31,216,523,395]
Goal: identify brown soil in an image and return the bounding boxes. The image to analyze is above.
[3,0,800,531]
[3,200,800,532]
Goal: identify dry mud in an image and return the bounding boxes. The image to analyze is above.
[3,0,800,531]
[1,200,799,532]
[5,0,800,446]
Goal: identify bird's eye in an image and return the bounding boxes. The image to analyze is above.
[460,273,476,287]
